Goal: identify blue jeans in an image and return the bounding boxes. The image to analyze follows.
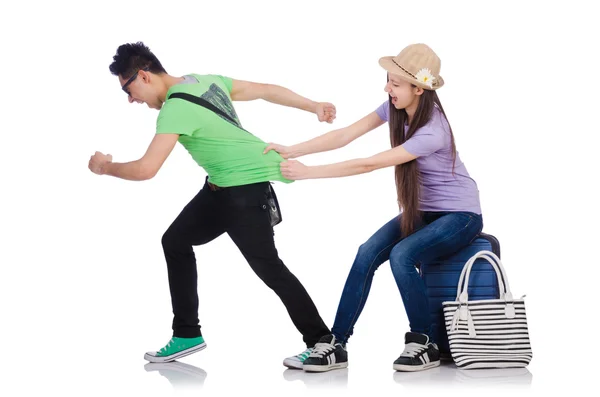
[331,211,483,344]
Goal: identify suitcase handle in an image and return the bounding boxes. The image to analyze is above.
[456,250,513,303]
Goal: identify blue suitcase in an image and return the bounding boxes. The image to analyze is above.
[419,233,501,357]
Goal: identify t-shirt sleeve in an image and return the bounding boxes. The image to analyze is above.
[375,101,389,122]
[156,100,198,136]
[401,125,446,157]
[218,75,233,93]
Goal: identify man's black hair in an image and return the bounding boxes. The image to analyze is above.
[109,41,167,78]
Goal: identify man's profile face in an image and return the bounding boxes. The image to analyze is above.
[119,69,160,109]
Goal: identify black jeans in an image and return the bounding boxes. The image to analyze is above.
[161,177,330,347]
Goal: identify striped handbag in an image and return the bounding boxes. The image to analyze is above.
[442,250,532,369]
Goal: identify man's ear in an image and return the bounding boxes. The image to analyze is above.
[140,70,151,83]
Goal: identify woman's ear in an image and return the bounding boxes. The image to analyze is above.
[414,86,425,96]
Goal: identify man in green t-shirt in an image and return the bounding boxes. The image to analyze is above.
[88,42,335,368]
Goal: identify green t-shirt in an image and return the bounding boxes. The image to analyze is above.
[156,73,293,187]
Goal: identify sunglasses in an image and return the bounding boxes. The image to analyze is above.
[121,67,150,96]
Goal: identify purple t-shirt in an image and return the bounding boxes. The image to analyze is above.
[375,101,481,214]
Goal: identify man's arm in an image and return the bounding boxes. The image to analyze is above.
[100,134,179,181]
[230,79,335,123]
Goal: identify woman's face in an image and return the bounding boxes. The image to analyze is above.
[384,73,422,109]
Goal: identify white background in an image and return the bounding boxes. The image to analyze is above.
[1,0,598,396]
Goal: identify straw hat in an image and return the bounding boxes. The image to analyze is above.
[379,43,444,90]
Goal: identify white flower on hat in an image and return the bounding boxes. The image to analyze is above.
[415,68,435,88]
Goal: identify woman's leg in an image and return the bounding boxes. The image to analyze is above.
[389,212,483,338]
[390,211,483,372]
[331,215,404,344]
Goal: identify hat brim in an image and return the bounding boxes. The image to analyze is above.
[378,56,444,90]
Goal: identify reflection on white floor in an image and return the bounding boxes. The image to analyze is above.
[283,368,349,389]
[142,360,531,391]
[144,362,207,391]
[281,361,531,389]
[393,361,532,388]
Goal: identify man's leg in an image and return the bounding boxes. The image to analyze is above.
[162,182,226,338]
[223,183,330,347]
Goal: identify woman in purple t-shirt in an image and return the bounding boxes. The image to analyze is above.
[265,44,483,373]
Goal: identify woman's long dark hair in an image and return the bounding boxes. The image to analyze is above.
[389,83,457,237]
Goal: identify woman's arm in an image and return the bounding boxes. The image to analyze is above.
[265,111,385,158]
[280,145,418,180]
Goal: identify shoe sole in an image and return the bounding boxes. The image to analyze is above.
[144,342,207,363]
[303,362,348,373]
[393,360,440,372]
[283,358,303,370]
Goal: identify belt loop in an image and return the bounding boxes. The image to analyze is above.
[207,180,222,191]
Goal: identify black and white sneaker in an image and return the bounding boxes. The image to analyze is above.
[302,335,348,372]
[283,347,314,369]
[393,332,440,372]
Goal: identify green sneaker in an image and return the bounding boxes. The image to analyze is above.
[144,336,207,363]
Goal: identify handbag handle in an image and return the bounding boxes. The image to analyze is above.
[456,252,505,301]
[456,250,513,304]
